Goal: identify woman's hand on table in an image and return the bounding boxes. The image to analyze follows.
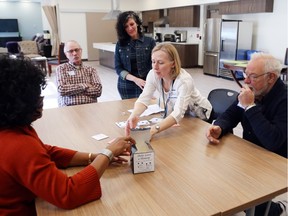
[125,116,139,136]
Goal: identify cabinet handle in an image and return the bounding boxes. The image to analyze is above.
[221,40,224,51]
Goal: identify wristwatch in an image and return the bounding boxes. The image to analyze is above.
[99,149,114,162]
[155,125,160,132]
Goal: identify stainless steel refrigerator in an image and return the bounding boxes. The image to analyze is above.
[203,18,253,78]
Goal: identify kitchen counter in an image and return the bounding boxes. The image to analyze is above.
[93,42,199,52]
[93,43,116,69]
[93,42,199,69]
[93,42,116,53]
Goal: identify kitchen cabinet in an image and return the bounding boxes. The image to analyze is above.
[142,10,164,26]
[218,0,273,14]
[173,44,198,68]
[168,6,200,27]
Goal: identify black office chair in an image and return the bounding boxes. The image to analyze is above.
[208,88,238,121]
[6,41,20,54]
[280,48,287,82]
[6,41,23,59]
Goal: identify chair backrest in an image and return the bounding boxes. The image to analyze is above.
[284,48,288,65]
[18,41,39,54]
[280,48,288,82]
[208,88,238,120]
[47,43,67,64]
[6,41,20,54]
[57,43,67,62]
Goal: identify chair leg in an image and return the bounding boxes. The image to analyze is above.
[48,65,52,77]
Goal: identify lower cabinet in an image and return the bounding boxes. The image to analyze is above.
[99,49,115,69]
[173,44,198,68]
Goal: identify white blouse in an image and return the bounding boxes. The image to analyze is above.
[136,68,212,123]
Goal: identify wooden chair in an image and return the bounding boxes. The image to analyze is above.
[47,43,68,76]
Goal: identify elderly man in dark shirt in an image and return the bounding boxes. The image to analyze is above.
[206,52,287,216]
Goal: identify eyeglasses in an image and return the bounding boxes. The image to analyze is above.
[65,48,82,54]
[243,72,270,81]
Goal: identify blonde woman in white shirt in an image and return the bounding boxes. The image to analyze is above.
[125,43,212,137]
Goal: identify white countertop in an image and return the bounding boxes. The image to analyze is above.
[93,41,199,53]
[93,43,116,52]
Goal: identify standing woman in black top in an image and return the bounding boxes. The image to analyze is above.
[115,11,156,99]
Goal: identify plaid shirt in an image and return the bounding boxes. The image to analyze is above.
[56,62,102,106]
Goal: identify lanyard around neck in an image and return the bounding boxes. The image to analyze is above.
[161,78,175,118]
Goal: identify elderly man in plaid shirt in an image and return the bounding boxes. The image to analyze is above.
[56,40,102,107]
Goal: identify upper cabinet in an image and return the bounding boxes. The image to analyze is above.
[142,10,164,26]
[218,0,273,14]
[168,6,200,27]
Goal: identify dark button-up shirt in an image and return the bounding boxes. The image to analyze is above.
[214,79,287,158]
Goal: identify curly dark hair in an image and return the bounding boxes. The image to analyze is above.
[0,56,46,128]
[116,11,143,45]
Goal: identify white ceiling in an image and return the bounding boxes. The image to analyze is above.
[0,0,41,2]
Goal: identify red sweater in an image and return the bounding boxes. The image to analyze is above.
[0,126,102,216]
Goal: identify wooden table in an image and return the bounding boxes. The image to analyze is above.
[34,99,287,216]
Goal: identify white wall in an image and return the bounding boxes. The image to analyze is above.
[59,13,88,59]
[222,0,287,62]
[0,1,43,40]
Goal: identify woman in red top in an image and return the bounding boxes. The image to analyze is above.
[0,57,135,216]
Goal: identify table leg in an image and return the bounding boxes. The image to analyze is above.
[42,60,47,76]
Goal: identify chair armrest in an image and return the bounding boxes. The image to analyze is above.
[47,57,58,61]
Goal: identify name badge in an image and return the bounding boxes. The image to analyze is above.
[170,89,177,98]
[68,70,75,76]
